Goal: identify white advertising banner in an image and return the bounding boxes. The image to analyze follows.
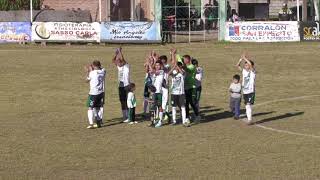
[225,21,300,42]
[32,22,100,42]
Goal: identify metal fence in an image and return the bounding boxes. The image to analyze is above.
[162,0,220,43]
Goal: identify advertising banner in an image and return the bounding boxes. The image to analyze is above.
[0,22,31,43]
[225,21,300,42]
[300,21,320,41]
[100,21,161,43]
[32,22,100,42]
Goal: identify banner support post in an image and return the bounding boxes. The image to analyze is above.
[30,0,33,23]
[218,0,226,41]
[99,0,102,22]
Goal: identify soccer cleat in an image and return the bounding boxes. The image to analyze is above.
[183,122,191,127]
[247,121,254,126]
[87,125,95,129]
[128,121,134,125]
[155,121,162,128]
[164,114,169,121]
[123,119,130,123]
[134,121,138,124]
[96,120,102,128]
[194,116,201,124]
[170,122,177,126]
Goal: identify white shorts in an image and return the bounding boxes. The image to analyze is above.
[161,87,169,110]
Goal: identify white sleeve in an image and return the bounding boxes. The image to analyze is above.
[102,68,106,77]
[87,71,93,81]
[196,70,203,81]
[127,93,133,108]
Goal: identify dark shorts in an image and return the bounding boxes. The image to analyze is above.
[154,93,162,107]
[119,86,129,101]
[86,93,105,108]
[171,94,186,107]
[243,93,255,105]
[195,86,202,102]
[143,84,150,98]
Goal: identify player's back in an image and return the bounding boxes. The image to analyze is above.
[89,69,106,95]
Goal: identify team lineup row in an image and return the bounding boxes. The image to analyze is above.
[84,48,256,129]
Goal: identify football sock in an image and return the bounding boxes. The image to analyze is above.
[143,98,148,113]
[88,109,94,125]
[181,107,187,124]
[159,111,163,122]
[156,108,159,119]
[172,107,177,123]
[245,104,252,122]
[98,107,104,121]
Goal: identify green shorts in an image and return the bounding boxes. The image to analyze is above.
[154,93,162,107]
[86,93,104,108]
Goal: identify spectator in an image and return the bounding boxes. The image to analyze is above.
[204,0,214,31]
[227,1,232,20]
[279,3,292,21]
[229,9,240,22]
[190,5,199,30]
[111,0,120,21]
[162,9,175,43]
[212,0,219,30]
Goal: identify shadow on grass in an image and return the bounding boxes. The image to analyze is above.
[200,108,223,114]
[104,113,151,127]
[200,106,216,110]
[254,112,304,125]
[200,110,275,124]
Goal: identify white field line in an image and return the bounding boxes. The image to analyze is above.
[254,95,320,139]
[255,124,320,139]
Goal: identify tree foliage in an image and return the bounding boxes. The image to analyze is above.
[0,0,43,11]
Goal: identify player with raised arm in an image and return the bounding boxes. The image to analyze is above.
[237,53,256,125]
[149,60,165,128]
[182,54,201,124]
[85,60,106,129]
[112,47,131,122]
[169,53,189,127]
[160,55,170,122]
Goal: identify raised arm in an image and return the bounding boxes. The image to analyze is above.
[170,48,177,65]
[84,64,92,83]
[242,55,254,71]
[168,64,177,76]
[118,47,127,64]
[176,64,185,74]
[112,48,121,65]
[236,58,243,72]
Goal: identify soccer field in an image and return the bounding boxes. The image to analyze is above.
[0,43,320,179]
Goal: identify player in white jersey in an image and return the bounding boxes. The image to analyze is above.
[160,55,170,121]
[149,60,164,128]
[237,53,256,125]
[143,52,157,117]
[169,62,189,127]
[85,60,106,129]
[112,47,131,122]
[192,59,203,111]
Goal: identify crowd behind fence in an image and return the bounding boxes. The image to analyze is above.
[162,2,220,43]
